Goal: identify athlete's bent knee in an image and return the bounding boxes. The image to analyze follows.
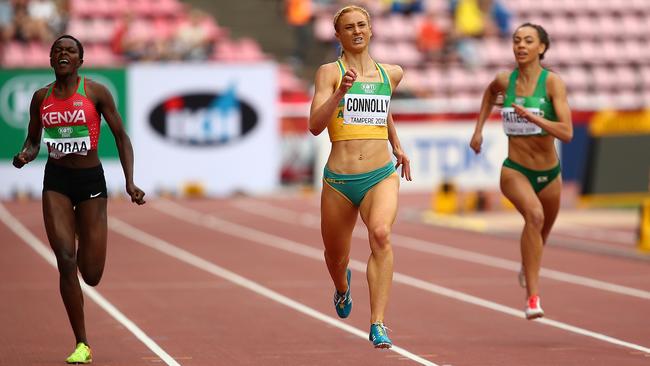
[523,208,545,230]
[55,251,77,277]
[369,225,392,252]
[80,270,103,287]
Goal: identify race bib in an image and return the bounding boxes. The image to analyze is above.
[501,107,544,135]
[43,125,91,159]
[342,93,390,126]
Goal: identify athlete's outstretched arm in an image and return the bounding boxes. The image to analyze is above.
[92,81,145,204]
[512,73,573,142]
[470,72,508,154]
[13,89,46,168]
[309,63,356,136]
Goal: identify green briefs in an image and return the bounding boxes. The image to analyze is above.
[323,162,396,206]
[503,158,561,193]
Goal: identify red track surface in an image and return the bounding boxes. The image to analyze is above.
[1,194,649,365]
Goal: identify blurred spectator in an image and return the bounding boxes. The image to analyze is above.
[416,9,444,62]
[284,0,312,68]
[390,0,423,16]
[489,0,511,38]
[0,0,14,42]
[449,0,487,68]
[111,12,150,61]
[8,6,38,43]
[27,0,63,39]
[172,8,213,61]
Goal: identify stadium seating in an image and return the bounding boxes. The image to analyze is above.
[312,0,650,110]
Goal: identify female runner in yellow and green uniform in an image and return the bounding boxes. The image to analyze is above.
[470,23,573,319]
[309,5,412,348]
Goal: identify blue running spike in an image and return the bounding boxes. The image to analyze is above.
[333,268,352,318]
[369,322,392,349]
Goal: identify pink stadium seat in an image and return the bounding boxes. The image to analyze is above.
[69,0,94,18]
[639,66,650,89]
[152,17,177,40]
[596,15,620,40]
[399,68,424,93]
[212,40,238,62]
[370,42,395,64]
[108,0,131,17]
[313,15,335,42]
[563,67,590,91]
[66,19,92,43]
[84,44,118,67]
[621,14,647,39]
[131,0,155,17]
[88,18,117,43]
[24,43,50,67]
[2,42,26,67]
[592,66,617,90]
[155,0,184,17]
[237,38,266,61]
[395,42,422,67]
[129,19,155,42]
[371,16,389,40]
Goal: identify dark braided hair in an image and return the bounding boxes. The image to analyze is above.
[50,35,84,60]
[516,23,550,60]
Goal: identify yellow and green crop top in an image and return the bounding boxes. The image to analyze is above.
[327,59,392,142]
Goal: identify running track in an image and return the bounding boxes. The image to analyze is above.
[1,193,649,365]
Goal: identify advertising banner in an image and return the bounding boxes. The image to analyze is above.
[0,69,127,198]
[128,63,279,196]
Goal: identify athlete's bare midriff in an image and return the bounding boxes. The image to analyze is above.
[507,134,558,169]
[47,150,101,169]
[327,139,392,174]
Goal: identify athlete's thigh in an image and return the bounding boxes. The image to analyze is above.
[321,182,358,251]
[500,167,543,216]
[359,173,399,229]
[75,198,108,273]
[537,175,562,241]
[42,190,76,257]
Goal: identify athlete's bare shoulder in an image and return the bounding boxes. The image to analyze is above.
[545,71,565,87]
[493,71,510,89]
[314,62,342,88]
[32,85,49,104]
[83,78,112,102]
[84,78,107,93]
[316,61,342,77]
[378,63,404,87]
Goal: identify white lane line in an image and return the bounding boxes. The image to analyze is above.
[231,200,650,301]
[108,217,438,366]
[0,203,181,366]
[155,200,650,355]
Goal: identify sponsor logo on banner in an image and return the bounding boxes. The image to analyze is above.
[148,86,258,146]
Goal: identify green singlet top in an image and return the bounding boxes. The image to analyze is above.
[501,68,558,136]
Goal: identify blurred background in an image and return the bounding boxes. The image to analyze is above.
[1,0,649,237]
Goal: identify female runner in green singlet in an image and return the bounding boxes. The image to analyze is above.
[309,5,412,348]
[470,23,573,319]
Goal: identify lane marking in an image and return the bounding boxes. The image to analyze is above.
[0,203,181,366]
[108,217,438,366]
[155,200,650,355]
[231,200,650,301]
